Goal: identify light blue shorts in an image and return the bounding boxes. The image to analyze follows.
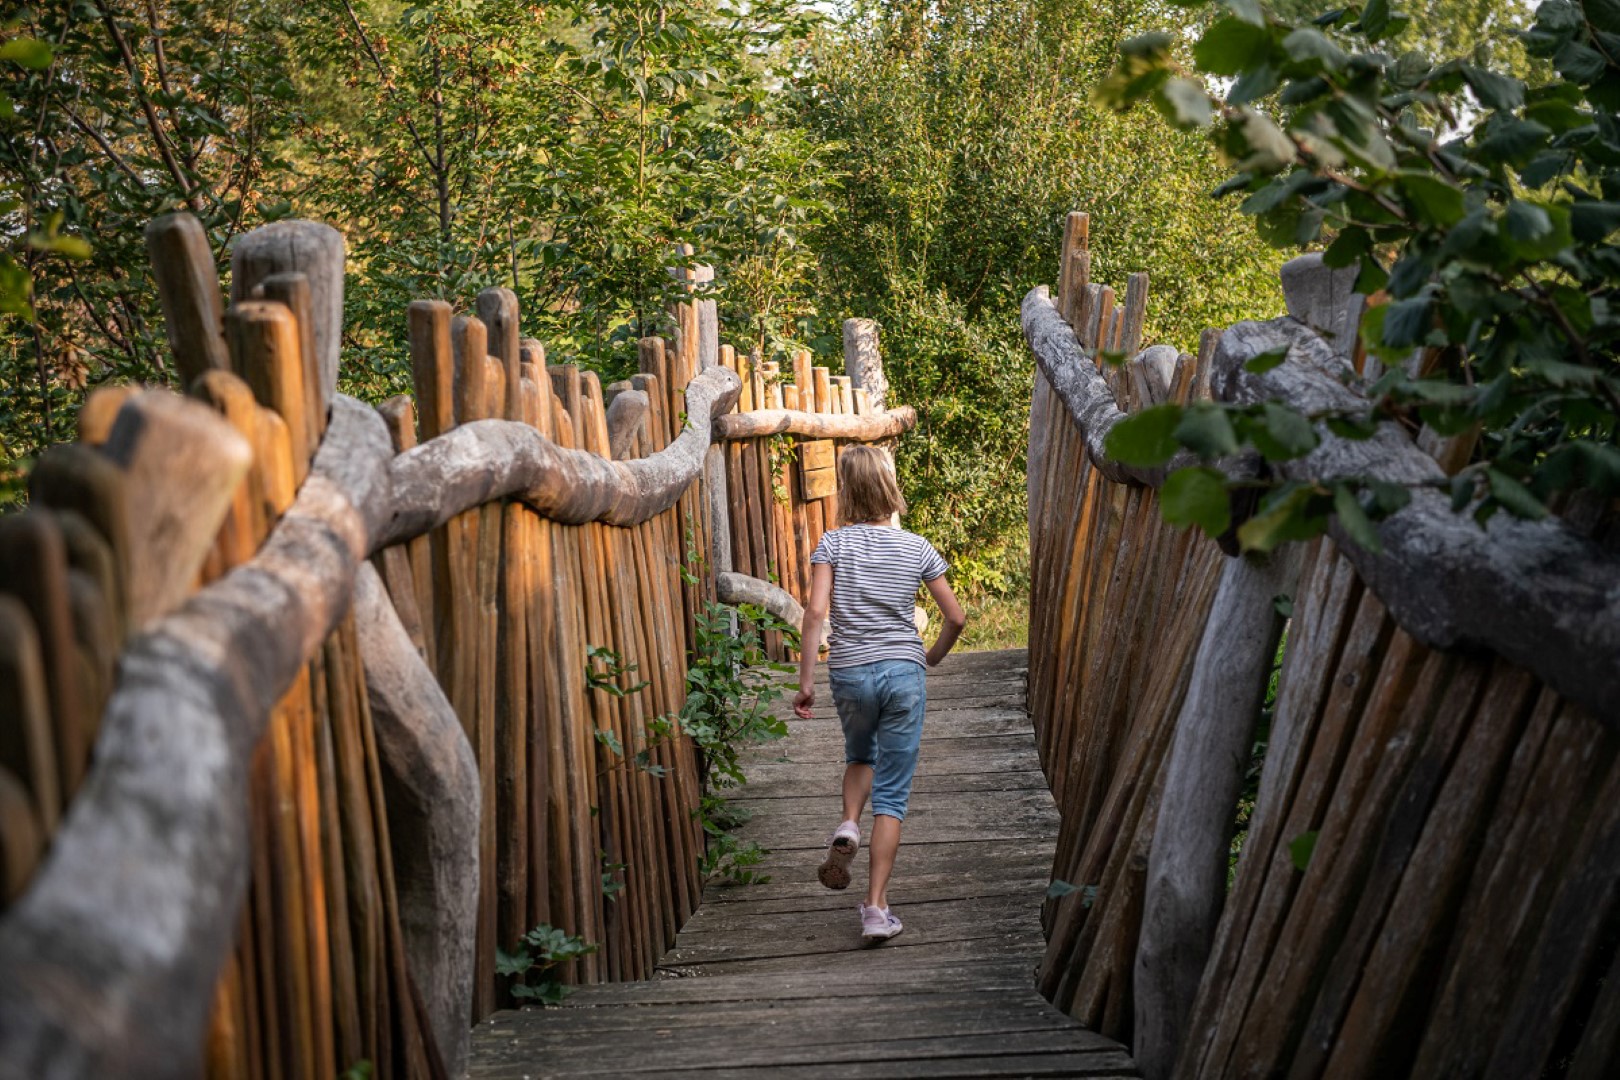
[829,659,927,821]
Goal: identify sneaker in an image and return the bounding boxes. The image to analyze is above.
[817,820,860,890]
[860,903,903,943]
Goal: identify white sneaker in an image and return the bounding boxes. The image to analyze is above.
[817,820,860,890]
[860,903,903,943]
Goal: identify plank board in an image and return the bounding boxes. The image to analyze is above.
[469,649,1138,1078]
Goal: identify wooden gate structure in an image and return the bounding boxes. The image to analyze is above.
[1026,212,1620,1078]
[0,214,911,1078]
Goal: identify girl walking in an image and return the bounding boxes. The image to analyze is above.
[793,445,966,943]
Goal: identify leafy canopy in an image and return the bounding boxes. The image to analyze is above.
[1097,0,1620,550]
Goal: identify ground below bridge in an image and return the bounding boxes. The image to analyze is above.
[469,648,1138,1078]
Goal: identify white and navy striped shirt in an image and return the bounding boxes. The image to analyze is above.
[812,524,949,669]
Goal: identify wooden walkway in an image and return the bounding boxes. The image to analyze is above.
[469,648,1138,1078]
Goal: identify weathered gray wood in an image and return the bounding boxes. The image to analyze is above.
[353,562,478,1077]
[230,220,345,406]
[1133,545,1303,1080]
[698,298,719,370]
[715,571,804,626]
[1212,317,1620,724]
[715,405,917,442]
[379,365,741,544]
[604,388,649,460]
[843,317,887,411]
[468,649,1137,1078]
[1021,287,1200,487]
[1279,252,1362,365]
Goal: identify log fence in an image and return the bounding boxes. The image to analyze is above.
[0,214,908,1078]
[1026,210,1620,1078]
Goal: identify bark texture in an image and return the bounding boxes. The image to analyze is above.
[0,363,739,1075]
[354,563,478,1078]
[1213,317,1620,723]
[1134,546,1303,1080]
[714,405,916,442]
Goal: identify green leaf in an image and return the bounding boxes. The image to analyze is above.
[1158,78,1213,129]
[1162,467,1232,537]
[1244,346,1290,373]
[1571,201,1620,241]
[1175,405,1242,458]
[1486,468,1548,519]
[1282,28,1347,68]
[1104,404,1184,468]
[1237,483,1327,553]
[1195,18,1274,76]
[1246,402,1319,461]
[1332,483,1382,553]
[1475,119,1551,165]
[1289,830,1319,871]
[0,38,53,69]
[1461,64,1525,111]
[1359,0,1396,39]
[1047,879,1078,898]
[1395,172,1466,226]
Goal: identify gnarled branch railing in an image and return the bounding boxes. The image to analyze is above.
[1023,210,1619,1080]
[0,211,916,1080]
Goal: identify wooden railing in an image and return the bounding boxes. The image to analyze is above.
[1026,212,1620,1078]
[0,215,909,1078]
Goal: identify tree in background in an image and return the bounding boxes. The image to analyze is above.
[801,0,1285,593]
[0,1,304,495]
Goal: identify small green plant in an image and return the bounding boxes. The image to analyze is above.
[339,1061,372,1080]
[682,598,799,884]
[496,925,598,1006]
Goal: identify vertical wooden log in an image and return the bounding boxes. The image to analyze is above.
[842,319,886,411]
[0,597,58,834]
[76,385,139,445]
[145,212,229,382]
[254,272,327,446]
[1121,272,1150,358]
[477,287,524,423]
[28,443,131,642]
[99,392,252,629]
[230,221,345,409]
[410,302,456,439]
[226,300,313,486]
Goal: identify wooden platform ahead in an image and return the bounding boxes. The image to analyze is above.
[469,648,1138,1078]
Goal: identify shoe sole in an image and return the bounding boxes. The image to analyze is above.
[862,924,903,945]
[818,836,858,890]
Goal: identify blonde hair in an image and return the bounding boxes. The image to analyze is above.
[838,445,906,525]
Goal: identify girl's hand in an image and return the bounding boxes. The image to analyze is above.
[793,687,815,719]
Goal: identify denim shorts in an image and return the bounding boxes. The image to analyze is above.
[829,659,927,821]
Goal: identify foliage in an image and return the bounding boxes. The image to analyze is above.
[0,1,305,474]
[681,599,797,884]
[802,0,1286,593]
[583,595,797,885]
[495,924,599,1005]
[1097,0,1620,549]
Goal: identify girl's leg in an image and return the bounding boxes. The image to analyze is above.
[866,663,927,910]
[842,762,873,824]
[866,814,901,909]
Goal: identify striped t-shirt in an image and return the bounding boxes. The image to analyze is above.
[811,524,949,669]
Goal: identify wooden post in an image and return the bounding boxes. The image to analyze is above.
[254,272,327,445]
[230,221,345,409]
[842,319,886,411]
[226,300,314,484]
[144,213,229,383]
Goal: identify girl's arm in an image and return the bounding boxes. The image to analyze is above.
[924,575,966,667]
[794,562,833,718]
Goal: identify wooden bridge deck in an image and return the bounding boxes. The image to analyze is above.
[468,648,1138,1078]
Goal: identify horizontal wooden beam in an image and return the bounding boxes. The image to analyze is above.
[1211,317,1620,725]
[714,406,916,442]
[1025,281,1620,722]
